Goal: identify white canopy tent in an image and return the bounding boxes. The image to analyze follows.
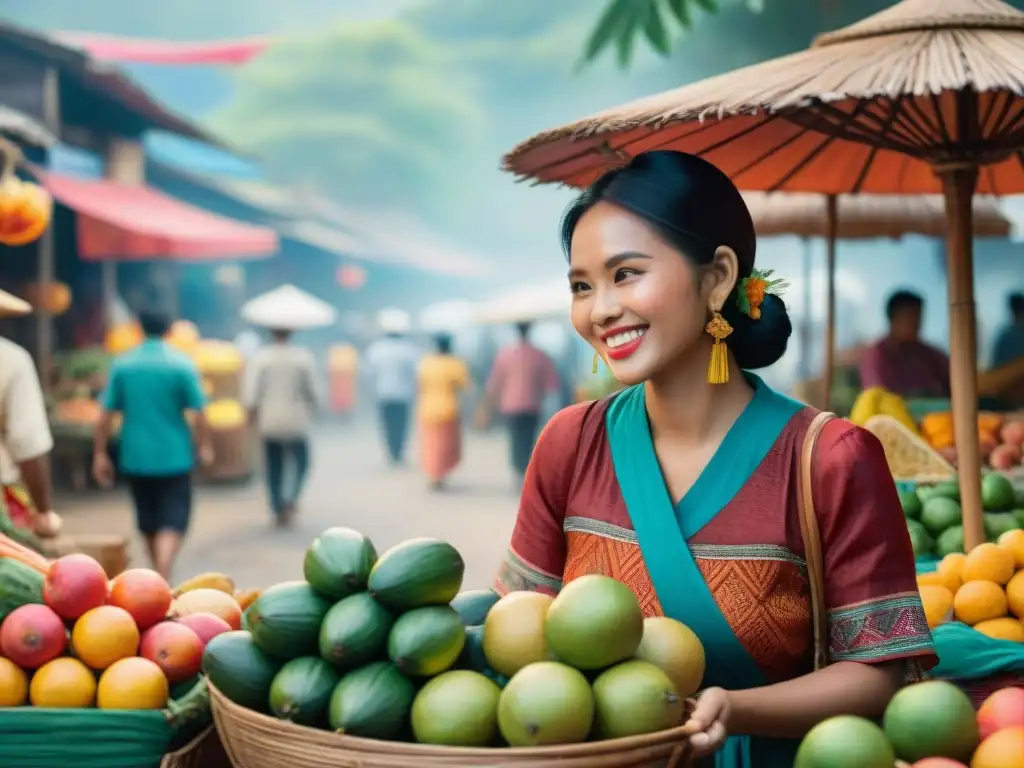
[240,284,337,330]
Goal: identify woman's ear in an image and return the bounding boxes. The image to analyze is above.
[705,246,740,312]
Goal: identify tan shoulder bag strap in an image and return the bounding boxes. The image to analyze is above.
[798,411,837,671]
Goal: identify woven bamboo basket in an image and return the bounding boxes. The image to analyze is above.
[161,726,231,768]
[200,427,253,483]
[210,682,696,768]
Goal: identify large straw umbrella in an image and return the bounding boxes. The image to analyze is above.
[744,192,1011,408]
[503,0,1024,552]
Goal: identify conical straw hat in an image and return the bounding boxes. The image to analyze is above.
[0,288,31,318]
[240,284,336,330]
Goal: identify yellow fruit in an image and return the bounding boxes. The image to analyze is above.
[938,553,968,587]
[0,657,28,706]
[172,572,235,598]
[633,616,707,699]
[29,657,97,708]
[97,657,169,710]
[972,617,1024,642]
[72,605,141,670]
[954,580,1009,626]
[996,529,1024,569]
[961,543,1016,586]
[1007,570,1024,619]
[918,585,955,629]
[918,570,960,593]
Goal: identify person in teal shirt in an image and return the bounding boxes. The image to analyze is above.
[92,310,212,581]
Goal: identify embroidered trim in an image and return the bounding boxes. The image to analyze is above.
[828,594,934,663]
[564,516,638,544]
[689,543,806,570]
[494,548,563,594]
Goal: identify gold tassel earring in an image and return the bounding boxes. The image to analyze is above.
[592,351,600,374]
[705,312,733,385]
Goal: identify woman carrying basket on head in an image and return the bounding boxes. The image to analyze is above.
[493,151,937,768]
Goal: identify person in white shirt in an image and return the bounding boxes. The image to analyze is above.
[242,328,322,526]
[364,326,421,465]
[0,328,61,541]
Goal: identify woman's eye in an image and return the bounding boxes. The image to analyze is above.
[570,280,591,294]
[614,267,639,282]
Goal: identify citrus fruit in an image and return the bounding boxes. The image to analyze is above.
[29,657,97,708]
[970,726,1024,768]
[997,529,1024,569]
[633,616,706,698]
[0,657,29,706]
[795,715,895,767]
[939,553,968,586]
[545,575,644,670]
[108,569,174,631]
[411,670,501,747]
[883,680,978,763]
[961,544,1015,586]
[919,570,961,593]
[953,581,1008,626]
[1007,570,1024,619]
[97,657,170,710]
[497,661,594,747]
[972,617,1024,642]
[591,660,684,740]
[72,605,141,670]
[482,591,553,678]
[919,585,955,629]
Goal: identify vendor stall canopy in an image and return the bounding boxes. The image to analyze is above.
[241,284,337,331]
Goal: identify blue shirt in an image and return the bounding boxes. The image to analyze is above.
[103,338,206,477]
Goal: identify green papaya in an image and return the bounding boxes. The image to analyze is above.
[368,538,464,611]
[319,592,393,672]
[303,527,377,600]
[328,661,415,740]
[249,581,331,660]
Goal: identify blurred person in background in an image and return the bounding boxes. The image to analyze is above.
[92,309,213,581]
[365,313,420,466]
[0,290,62,548]
[481,321,561,485]
[417,334,471,491]
[243,327,322,526]
[858,290,950,398]
[991,291,1024,368]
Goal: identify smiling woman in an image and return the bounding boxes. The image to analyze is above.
[494,151,937,768]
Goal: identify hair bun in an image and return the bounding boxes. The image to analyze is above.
[722,293,792,370]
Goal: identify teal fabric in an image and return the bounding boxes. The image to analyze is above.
[103,339,206,476]
[915,557,940,574]
[930,622,1024,681]
[606,375,804,768]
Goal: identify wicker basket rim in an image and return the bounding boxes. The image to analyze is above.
[208,679,698,758]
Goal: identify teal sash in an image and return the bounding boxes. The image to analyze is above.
[605,376,804,768]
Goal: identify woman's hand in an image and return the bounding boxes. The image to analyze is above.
[686,687,731,757]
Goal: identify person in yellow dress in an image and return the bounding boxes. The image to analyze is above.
[417,334,471,490]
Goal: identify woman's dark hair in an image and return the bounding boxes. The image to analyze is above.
[560,150,792,370]
[435,334,453,354]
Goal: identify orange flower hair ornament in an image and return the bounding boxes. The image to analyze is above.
[736,269,789,320]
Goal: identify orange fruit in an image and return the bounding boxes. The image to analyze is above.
[997,529,1024,569]
[72,605,140,670]
[29,657,97,708]
[919,570,961,593]
[0,657,28,706]
[972,617,1024,643]
[1007,570,1024,619]
[919,585,955,629]
[970,725,1024,768]
[938,553,969,588]
[962,544,1016,586]
[97,657,169,710]
[953,581,1008,626]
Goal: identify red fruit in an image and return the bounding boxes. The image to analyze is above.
[0,604,68,669]
[43,554,109,620]
[912,759,968,767]
[174,612,232,648]
[1000,419,1024,447]
[977,687,1024,740]
[108,569,173,631]
[138,621,203,683]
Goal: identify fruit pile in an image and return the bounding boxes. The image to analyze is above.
[796,682,1024,767]
[204,527,707,749]
[0,549,255,711]
[919,412,1024,470]
[916,534,1024,641]
[900,473,1024,560]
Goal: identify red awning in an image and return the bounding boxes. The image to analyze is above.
[40,172,278,261]
[52,32,272,65]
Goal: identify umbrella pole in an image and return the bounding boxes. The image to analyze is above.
[800,238,813,381]
[938,164,984,552]
[822,195,838,411]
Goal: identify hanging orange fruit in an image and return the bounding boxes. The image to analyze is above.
[0,140,52,247]
[21,281,71,316]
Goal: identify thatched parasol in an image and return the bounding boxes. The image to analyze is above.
[745,192,1011,409]
[504,0,1024,552]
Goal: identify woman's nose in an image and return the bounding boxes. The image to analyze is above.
[590,287,623,327]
